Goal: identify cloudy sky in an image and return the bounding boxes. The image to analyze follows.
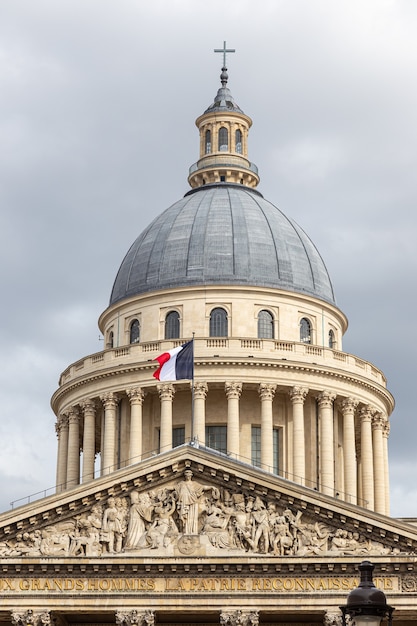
[0,0,416,516]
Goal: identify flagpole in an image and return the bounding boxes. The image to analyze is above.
[191,332,195,444]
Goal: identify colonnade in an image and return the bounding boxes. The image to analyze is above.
[55,383,390,515]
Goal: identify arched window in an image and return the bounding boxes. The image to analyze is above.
[235,129,242,154]
[328,329,336,349]
[108,331,114,349]
[130,319,140,344]
[165,310,180,339]
[258,310,274,339]
[300,318,311,344]
[218,127,228,151]
[209,307,228,337]
[205,129,211,154]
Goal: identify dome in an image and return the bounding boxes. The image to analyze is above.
[110,183,335,306]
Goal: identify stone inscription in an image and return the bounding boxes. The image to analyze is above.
[0,576,398,594]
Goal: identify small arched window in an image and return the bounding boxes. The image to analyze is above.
[205,129,211,154]
[300,318,312,344]
[218,127,228,152]
[130,319,140,344]
[235,129,242,154]
[165,311,180,339]
[108,331,114,349]
[328,329,336,349]
[210,307,228,337]
[258,310,274,339]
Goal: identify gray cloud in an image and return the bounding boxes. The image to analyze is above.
[0,0,416,515]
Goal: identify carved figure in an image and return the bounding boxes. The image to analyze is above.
[251,497,270,553]
[71,504,102,556]
[231,495,254,551]
[124,490,153,550]
[101,497,123,553]
[175,470,218,535]
[271,513,294,555]
[146,496,178,548]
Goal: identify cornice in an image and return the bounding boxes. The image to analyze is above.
[51,357,394,414]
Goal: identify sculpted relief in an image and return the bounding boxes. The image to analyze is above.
[0,471,407,558]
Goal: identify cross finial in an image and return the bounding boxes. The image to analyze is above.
[214,41,235,69]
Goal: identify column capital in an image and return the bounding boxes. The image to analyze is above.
[258,383,277,401]
[157,383,175,401]
[116,610,155,626]
[67,406,80,425]
[126,387,145,405]
[372,412,385,430]
[100,392,119,409]
[55,414,69,435]
[11,611,51,626]
[360,405,376,422]
[193,381,208,399]
[220,611,259,626]
[383,421,391,438]
[225,381,242,399]
[341,397,359,413]
[80,399,96,414]
[289,386,308,403]
[323,612,343,626]
[316,390,336,408]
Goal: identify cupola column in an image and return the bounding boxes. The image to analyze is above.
[317,391,336,496]
[383,421,390,515]
[127,387,145,464]
[258,383,277,471]
[360,405,375,510]
[158,384,175,453]
[372,412,386,514]
[341,397,358,504]
[225,382,242,459]
[192,382,208,444]
[289,387,308,484]
[55,414,69,492]
[66,406,80,489]
[80,399,96,483]
[100,393,119,476]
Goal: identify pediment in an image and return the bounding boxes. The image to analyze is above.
[0,445,416,560]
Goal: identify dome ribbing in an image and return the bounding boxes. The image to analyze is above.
[110,184,335,306]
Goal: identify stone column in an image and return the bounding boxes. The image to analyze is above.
[193,381,208,444]
[317,390,336,496]
[383,421,390,515]
[158,384,175,453]
[360,405,375,510]
[225,382,242,459]
[289,386,308,484]
[100,392,119,475]
[341,397,359,504]
[220,610,259,626]
[372,412,386,514]
[116,610,155,626]
[55,414,69,492]
[126,387,145,464]
[80,399,96,483]
[66,406,80,489]
[259,383,276,472]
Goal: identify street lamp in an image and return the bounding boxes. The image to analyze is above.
[340,561,394,626]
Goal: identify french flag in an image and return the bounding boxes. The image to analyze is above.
[153,340,194,381]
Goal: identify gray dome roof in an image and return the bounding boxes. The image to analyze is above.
[110,184,335,306]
